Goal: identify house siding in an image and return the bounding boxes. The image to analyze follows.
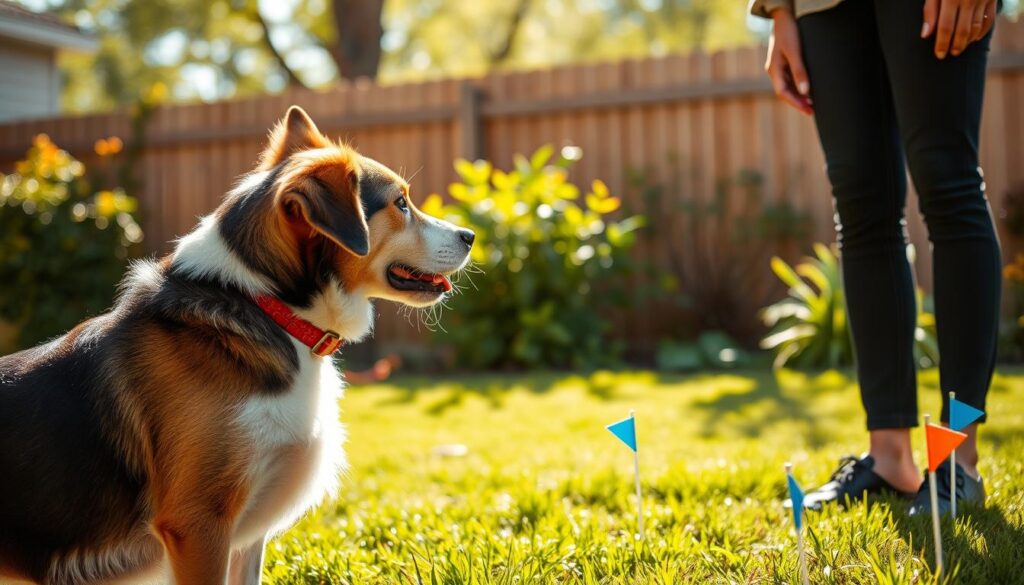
[0,40,59,122]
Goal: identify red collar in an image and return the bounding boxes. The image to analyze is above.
[252,295,343,357]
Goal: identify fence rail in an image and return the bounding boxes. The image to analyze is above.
[2,17,1024,357]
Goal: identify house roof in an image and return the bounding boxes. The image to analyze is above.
[0,1,97,52]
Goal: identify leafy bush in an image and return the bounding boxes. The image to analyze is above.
[760,243,938,370]
[422,146,644,369]
[0,135,143,351]
[655,330,753,371]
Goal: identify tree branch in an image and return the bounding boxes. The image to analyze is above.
[249,3,307,88]
[488,0,531,64]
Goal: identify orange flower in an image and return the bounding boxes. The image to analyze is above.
[1004,254,1024,284]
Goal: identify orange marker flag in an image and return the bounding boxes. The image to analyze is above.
[925,422,968,473]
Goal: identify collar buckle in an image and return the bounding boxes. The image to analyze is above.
[311,330,342,357]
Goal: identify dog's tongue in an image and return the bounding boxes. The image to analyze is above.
[394,265,452,292]
[433,274,453,292]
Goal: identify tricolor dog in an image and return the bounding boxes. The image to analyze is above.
[0,106,474,585]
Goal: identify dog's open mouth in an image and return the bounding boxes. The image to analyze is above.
[386,263,453,294]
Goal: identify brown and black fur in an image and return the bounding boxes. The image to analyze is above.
[0,106,473,585]
[0,266,296,582]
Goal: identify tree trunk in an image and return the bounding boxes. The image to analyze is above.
[329,0,385,81]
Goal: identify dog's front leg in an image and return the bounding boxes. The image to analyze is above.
[228,537,266,585]
[154,515,233,585]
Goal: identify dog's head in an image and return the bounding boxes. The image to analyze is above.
[217,106,473,309]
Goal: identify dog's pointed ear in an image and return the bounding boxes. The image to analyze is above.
[259,106,328,170]
[281,162,370,257]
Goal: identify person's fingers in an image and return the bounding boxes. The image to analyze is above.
[768,63,788,98]
[934,0,959,58]
[969,1,986,41]
[786,50,811,97]
[779,85,813,115]
[768,63,809,114]
[781,65,813,114]
[951,1,976,55]
[922,0,939,37]
[980,0,996,39]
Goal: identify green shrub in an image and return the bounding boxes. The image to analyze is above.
[0,134,143,351]
[655,330,753,371]
[760,243,938,370]
[422,146,644,369]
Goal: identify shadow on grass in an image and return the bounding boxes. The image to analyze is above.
[891,502,1024,582]
[366,370,663,416]
[685,369,853,447]
[366,368,857,432]
[978,425,1024,449]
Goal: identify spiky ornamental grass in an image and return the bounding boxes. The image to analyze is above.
[265,369,1024,584]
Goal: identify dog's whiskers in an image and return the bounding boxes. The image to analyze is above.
[397,304,419,330]
[449,262,482,292]
[403,166,425,185]
[422,301,448,333]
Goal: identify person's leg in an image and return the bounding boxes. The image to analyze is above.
[874,0,1000,481]
[799,0,921,494]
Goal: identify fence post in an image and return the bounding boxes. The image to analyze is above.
[458,80,483,161]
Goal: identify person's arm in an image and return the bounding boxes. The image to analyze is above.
[764,5,813,115]
[921,0,997,59]
[750,0,794,19]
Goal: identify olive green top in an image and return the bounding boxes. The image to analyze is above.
[749,0,844,18]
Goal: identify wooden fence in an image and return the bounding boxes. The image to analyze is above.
[2,17,1024,358]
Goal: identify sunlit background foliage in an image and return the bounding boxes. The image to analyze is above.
[14,0,755,113]
[423,146,644,369]
[0,135,142,351]
[760,243,939,371]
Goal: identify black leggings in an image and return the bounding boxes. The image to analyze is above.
[798,0,1000,430]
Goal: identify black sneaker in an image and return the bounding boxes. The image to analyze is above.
[795,455,917,511]
[908,460,985,517]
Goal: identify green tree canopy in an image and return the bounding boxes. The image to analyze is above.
[19,0,755,113]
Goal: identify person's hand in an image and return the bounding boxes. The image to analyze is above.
[765,7,812,115]
[922,0,996,59]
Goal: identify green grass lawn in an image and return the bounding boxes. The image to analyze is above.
[264,368,1024,584]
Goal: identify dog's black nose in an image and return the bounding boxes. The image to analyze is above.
[458,229,475,248]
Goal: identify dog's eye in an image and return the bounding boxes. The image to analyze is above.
[395,197,409,212]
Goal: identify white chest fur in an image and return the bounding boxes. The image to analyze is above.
[231,344,348,548]
[171,214,367,550]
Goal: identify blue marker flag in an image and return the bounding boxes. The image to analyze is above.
[950,397,984,431]
[606,415,637,452]
[787,474,805,530]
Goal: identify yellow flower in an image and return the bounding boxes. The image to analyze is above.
[585,194,620,214]
[419,193,445,217]
[95,190,117,217]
